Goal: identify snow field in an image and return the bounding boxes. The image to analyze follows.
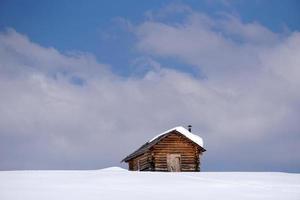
[0,167,299,200]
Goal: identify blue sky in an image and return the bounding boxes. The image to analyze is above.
[0,1,300,172]
[1,0,299,76]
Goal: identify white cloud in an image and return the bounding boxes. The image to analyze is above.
[0,29,110,80]
[134,7,300,170]
[135,11,286,83]
[0,5,300,172]
[219,14,279,44]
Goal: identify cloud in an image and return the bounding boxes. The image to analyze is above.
[0,29,226,169]
[134,7,300,170]
[0,29,110,80]
[0,6,300,172]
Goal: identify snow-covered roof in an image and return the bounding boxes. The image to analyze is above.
[149,126,204,148]
[122,126,205,162]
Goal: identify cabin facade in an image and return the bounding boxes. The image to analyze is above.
[122,126,206,172]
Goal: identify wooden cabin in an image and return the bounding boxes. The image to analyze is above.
[122,126,206,172]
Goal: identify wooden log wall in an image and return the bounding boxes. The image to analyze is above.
[152,132,200,171]
[130,152,151,171]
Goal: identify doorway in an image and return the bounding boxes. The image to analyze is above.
[167,154,181,172]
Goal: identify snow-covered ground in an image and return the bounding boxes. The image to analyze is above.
[0,167,299,200]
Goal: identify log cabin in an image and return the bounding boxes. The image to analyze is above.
[122,126,206,172]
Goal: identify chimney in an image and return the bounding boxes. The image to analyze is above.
[188,125,192,132]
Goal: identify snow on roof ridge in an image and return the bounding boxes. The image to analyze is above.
[149,126,204,147]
